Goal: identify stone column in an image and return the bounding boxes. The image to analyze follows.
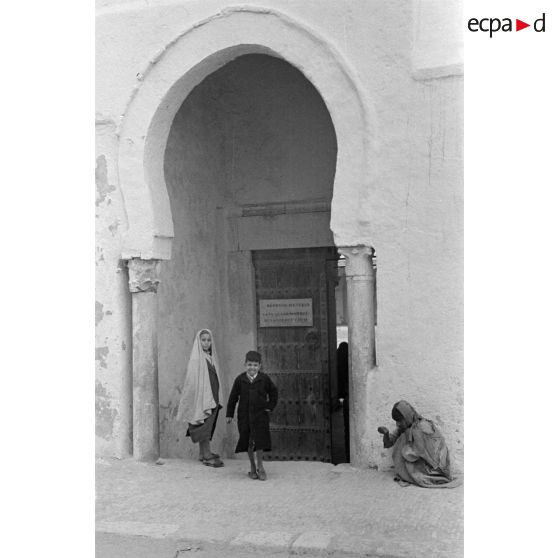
[337,245,376,467]
[128,258,161,461]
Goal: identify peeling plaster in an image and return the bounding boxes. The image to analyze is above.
[95,155,116,206]
[108,220,120,236]
[96,381,117,439]
[95,112,117,126]
[95,301,104,326]
[96,346,110,368]
[95,114,117,136]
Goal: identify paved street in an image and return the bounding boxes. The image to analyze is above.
[97,533,304,558]
[96,457,463,558]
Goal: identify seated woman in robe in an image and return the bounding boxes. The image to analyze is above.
[377,400,460,488]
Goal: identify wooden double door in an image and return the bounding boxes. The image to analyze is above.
[253,248,338,462]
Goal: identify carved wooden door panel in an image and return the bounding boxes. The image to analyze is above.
[253,248,336,462]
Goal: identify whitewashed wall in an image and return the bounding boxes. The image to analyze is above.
[95,0,463,468]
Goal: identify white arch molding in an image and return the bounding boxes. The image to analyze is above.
[117,5,377,260]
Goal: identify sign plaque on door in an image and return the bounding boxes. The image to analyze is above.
[259,298,313,327]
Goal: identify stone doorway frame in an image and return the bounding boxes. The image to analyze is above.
[117,6,378,466]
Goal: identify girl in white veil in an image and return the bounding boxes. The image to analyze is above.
[177,329,224,467]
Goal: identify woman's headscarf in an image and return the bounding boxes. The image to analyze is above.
[391,400,421,428]
[390,400,455,484]
[176,329,222,425]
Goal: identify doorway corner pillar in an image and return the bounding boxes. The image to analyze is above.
[127,258,161,461]
[337,245,376,468]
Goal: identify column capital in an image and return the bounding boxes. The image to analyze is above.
[127,258,161,293]
[337,245,374,278]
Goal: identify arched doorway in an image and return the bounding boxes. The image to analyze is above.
[158,53,340,461]
[117,7,375,259]
[119,7,378,466]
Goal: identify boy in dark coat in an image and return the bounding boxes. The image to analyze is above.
[226,351,278,481]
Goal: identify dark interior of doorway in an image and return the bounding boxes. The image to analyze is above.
[331,254,349,464]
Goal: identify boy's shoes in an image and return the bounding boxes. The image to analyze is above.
[198,453,220,462]
[202,457,224,468]
[256,468,267,481]
[247,471,259,480]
